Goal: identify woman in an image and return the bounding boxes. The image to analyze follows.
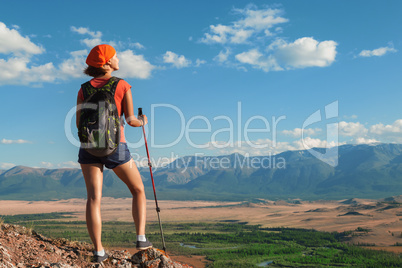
[76,44,152,263]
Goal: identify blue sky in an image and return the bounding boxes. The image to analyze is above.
[0,0,401,169]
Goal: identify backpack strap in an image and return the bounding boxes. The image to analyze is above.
[81,76,122,100]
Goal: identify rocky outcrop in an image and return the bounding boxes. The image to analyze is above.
[0,223,192,268]
[132,249,193,268]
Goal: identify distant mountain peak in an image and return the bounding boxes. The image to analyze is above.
[1,143,402,200]
[2,165,41,177]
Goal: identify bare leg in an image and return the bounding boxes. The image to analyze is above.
[113,159,147,236]
[81,163,104,252]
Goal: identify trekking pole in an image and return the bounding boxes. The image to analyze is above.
[138,107,167,253]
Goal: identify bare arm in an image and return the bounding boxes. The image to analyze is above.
[123,88,148,127]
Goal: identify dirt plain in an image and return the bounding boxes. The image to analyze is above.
[0,196,401,265]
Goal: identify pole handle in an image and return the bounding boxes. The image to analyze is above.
[138,107,143,117]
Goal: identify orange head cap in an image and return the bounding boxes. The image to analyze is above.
[86,44,116,68]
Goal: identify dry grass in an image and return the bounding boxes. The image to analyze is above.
[0,197,401,249]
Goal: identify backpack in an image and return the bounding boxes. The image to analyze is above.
[78,77,122,157]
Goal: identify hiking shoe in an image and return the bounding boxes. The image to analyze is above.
[92,252,109,263]
[136,239,153,250]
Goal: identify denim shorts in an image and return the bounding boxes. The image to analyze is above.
[78,142,132,169]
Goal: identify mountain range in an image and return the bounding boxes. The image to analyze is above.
[1,143,401,201]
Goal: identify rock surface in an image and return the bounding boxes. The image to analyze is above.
[132,249,193,268]
[0,223,193,268]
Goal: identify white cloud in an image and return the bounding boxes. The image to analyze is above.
[201,6,288,45]
[116,49,155,79]
[198,119,402,157]
[203,138,294,156]
[1,138,32,144]
[0,22,44,55]
[358,46,397,57]
[71,26,103,48]
[0,56,57,85]
[195,59,206,67]
[293,136,339,150]
[354,137,379,144]
[282,128,321,138]
[0,163,16,170]
[336,119,402,144]
[40,162,54,168]
[235,48,282,72]
[202,136,342,157]
[272,37,338,69]
[338,121,368,137]
[131,42,145,50]
[81,38,103,48]
[199,6,338,72]
[0,57,31,80]
[235,48,263,65]
[234,37,337,72]
[58,50,87,79]
[0,23,156,86]
[71,26,121,51]
[214,48,231,63]
[71,26,102,39]
[234,6,289,31]
[57,161,80,168]
[39,161,80,169]
[200,119,402,158]
[370,119,402,135]
[231,29,254,44]
[337,120,402,144]
[0,22,56,86]
[202,24,233,44]
[163,51,191,68]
